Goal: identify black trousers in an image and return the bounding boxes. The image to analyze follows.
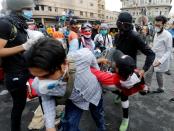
[5,71,29,131]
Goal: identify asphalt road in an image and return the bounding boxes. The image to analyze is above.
[0,53,174,131]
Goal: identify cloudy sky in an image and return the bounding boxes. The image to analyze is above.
[0,0,173,14]
[105,0,122,11]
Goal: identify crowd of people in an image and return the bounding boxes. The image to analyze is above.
[0,0,174,131]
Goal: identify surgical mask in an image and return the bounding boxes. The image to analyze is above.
[154,26,161,33]
[32,69,67,96]
[22,10,33,20]
[100,30,108,36]
[84,34,91,39]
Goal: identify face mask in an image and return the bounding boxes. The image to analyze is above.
[32,69,67,95]
[83,34,91,39]
[117,21,132,32]
[22,10,33,20]
[154,26,161,33]
[82,30,92,39]
[100,30,108,36]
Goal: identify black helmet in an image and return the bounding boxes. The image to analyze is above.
[117,12,133,23]
[113,50,136,80]
[117,12,133,32]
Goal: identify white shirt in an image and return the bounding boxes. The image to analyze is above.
[94,34,113,49]
[152,29,173,72]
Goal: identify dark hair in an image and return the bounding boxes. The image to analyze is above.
[26,38,66,73]
[155,15,167,24]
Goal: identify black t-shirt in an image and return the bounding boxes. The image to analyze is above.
[0,18,28,73]
[116,30,155,72]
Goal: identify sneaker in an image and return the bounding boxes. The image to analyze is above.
[119,118,129,131]
[165,70,171,75]
[114,95,121,104]
[169,98,174,102]
[152,88,164,93]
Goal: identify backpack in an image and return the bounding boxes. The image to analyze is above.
[55,56,76,105]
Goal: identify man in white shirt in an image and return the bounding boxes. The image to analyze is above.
[145,15,173,93]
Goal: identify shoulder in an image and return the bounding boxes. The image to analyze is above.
[68,48,92,58]
[130,30,140,38]
[162,30,172,39]
[0,17,11,27]
[0,17,13,40]
[27,29,44,38]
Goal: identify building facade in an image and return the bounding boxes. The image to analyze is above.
[32,0,119,25]
[121,0,172,22]
[105,10,119,23]
[33,0,105,25]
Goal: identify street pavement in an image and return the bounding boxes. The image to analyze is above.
[0,53,174,131]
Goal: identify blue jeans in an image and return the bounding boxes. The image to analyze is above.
[60,98,106,131]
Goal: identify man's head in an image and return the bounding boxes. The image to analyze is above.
[69,19,79,33]
[154,15,167,33]
[93,20,101,30]
[81,22,92,39]
[99,23,109,36]
[116,12,133,32]
[5,0,34,20]
[26,38,67,80]
[113,50,136,80]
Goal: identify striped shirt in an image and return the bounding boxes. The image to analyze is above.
[40,48,102,128]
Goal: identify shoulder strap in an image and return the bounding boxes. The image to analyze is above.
[78,38,82,49]
[55,56,76,105]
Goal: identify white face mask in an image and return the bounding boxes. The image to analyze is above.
[155,27,161,33]
[32,69,67,96]
[84,34,91,39]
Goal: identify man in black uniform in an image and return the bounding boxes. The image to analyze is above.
[114,12,155,131]
[0,0,43,131]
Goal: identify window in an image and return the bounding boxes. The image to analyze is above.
[90,3,94,6]
[41,5,44,11]
[48,6,52,11]
[55,7,58,12]
[80,0,83,4]
[35,5,39,11]
[86,12,88,17]
[80,11,83,16]
[90,13,94,17]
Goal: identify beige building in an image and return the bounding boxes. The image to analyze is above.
[33,0,104,25]
[121,0,172,22]
[105,10,119,23]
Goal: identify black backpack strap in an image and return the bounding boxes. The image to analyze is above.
[78,38,82,49]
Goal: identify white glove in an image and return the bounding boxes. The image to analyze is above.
[22,30,44,50]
